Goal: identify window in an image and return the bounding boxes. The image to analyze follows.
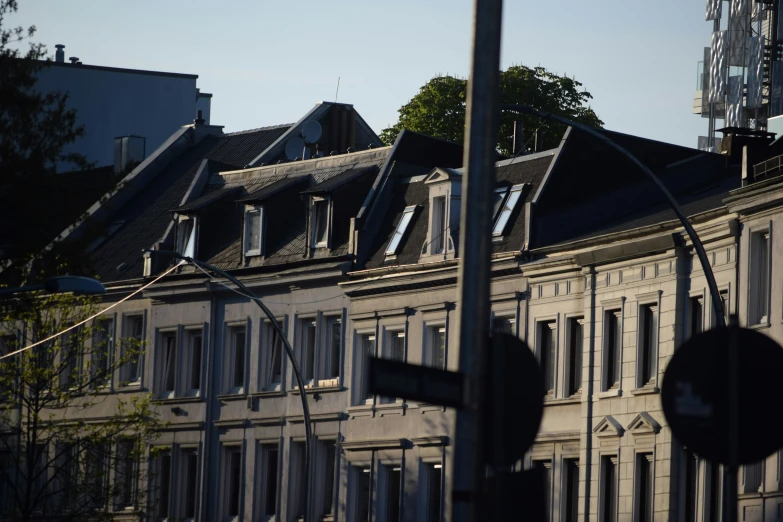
[384,466,402,522]
[0,451,13,515]
[158,331,177,398]
[706,463,721,522]
[302,321,317,383]
[153,449,172,520]
[564,459,579,522]
[635,453,653,522]
[689,297,703,338]
[388,330,405,362]
[326,317,342,380]
[185,329,202,396]
[115,439,137,510]
[638,304,658,387]
[57,443,79,509]
[492,315,516,336]
[567,318,584,395]
[292,442,307,519]
[743,461,763,493]
[431,196,447,254]
[311,198,330,247]
[244,205,264,256]
[92,317,113,386]
[122,315,144,384]
[181,449,199,521]
[427,325,446,369]
[601,456,618,522]
[224,446,243,520]
[683,449,697,522]
[359,333,376,403]
[534,461,552,522]
[386,206,416,255]
[84,441,109,508]
[425,463,443,522]
[604,310,622,390]
[720,290,729,325]
[259,444,279,520]
[31,444,47,502]
[227,326,246,394]
[177,217,196,257]
[492,184,525,236]
[265,322,284,389]
[354,467,372,522]
[59,327,81,390]
[322,441,337,518]
[750,231,770,324]
[538,321,557,395]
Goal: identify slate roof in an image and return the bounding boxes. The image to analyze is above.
[90,124,290,282]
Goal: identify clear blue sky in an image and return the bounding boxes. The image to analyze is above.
[11,0,713,148]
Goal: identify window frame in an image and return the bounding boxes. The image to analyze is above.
[322,315,343,385]
[221,444,244,522]
[385,205,417,256]
[748,226,771,326]
[562,458,580,522]
[636,296,660,389]
[179,446,200,522]
[177,216,197,258]
[225,323,248,395]
[262,318,286,391]
[688,295,704,340]
[424,323,447,370]
[380,463,403,522]
[491,313,517,337]
[600,455,618,522]
[120,312,146,386]
[419,459,444,522]
[492,183,525,237]
[150,447,173,521]
[156,328,179,399]
[601,304,624,393]
[536,319,558,397]
[243,204,265,257]
[633,452,654,522]
[355,329,377,405]
[310,197,331,248]
[430,195,447,255]
[258,442,280,521]
[91,315,115,388]
[184,326,204,397]
[299,318,318,386]
[352,464,373,522]
[565,316,584,396]
[114,438,138,511]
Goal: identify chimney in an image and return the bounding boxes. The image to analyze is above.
[68,56,79,64]
[55,44,65,63]
[114,136,146,174]
[512,121,525,155]
[534,130,543,153]
[194,110,205,125]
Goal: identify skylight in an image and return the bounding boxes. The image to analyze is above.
[386,206,417,255]
[492,184,526,236]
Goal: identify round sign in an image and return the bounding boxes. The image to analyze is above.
[661,326,783,465]
[485,333,545,466]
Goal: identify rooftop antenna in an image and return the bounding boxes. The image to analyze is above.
[335,77,340,103]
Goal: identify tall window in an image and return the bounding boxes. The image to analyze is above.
[159,331,177,398]
[720,290,729,324]
[311,199,330,247]
[431,196,447,254]
[534,461,552,522]
[84,442,109,508]
[266,323,284,389]
[92,317,113,386]
[635,454,653,522]
[244,205,264,256]
[690,297,703,338]
[293,442,307,519]
[639,305,658,386]
[185,329,202,396]
[492,315,516,336]
[360,333,376,403]
[59,327,80,390]
[154,449,172,520]
[300,321,317,382]
[567,318,584,395]
[0,451,13,515]
[426,463,443,522]
[604,310,622,390]
[181,449,199,520]
[385,466,402,522]
[492,184,525,236]
[355,467,372,522]
[115,439,136,510]
[122,315,144,384]
[224,446,242,520]
[228,326,246,394]
[389,330,405,362]
[322,441,337,518]
[427,325,446,369]
[743,461,763,493]
[564,459,579,522]
[750,231,770,324]
[683,449,697,522]
[386,206,416,256]
[538,321,557,395]
[260,444,279,520]
[177,217,196,257]
[706,463,722,522]
[601,456,618,522]
[326,317,342,380]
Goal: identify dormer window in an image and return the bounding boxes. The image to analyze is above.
[177,217,196,257]
[431,196,447,254]
[386,206,417,256]
[311,198,330,248]
[244,204,264,257]
[421,167,461,262]
[492,184,525,237]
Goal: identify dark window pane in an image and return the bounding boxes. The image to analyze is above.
[233,331,245,389]
[387,467,401,522]
[565,460,579,522]
[190,334,202,391]
[428,465,442,522]
[568,319,584,395]
[264,447,278,516]
[158,453,171,518]
[356,468,371,522]
[184,452,198,518]
[323,443,336,515]
[227,450,241,517]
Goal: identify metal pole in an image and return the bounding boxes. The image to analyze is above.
[162,253,314,521]
[452,0,503,521]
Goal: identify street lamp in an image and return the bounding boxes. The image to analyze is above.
[0,275,106,297]
[148,251,315,521]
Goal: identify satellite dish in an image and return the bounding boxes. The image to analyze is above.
[301,121,323,144]
[284,136,305,161]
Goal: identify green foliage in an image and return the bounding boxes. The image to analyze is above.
[380,65,604,155]
[0,259,164,521]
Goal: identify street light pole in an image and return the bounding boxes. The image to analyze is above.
[159,253,314,521]
[451,1,503,521]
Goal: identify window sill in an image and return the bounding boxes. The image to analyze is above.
[154,396,203,404]
[290,385,343,395]
[544,396,582,405]
[598,388,622,399]
[750,322,771,330]
[217,393,248,401]
[252,389,286,398]
[630,386,659,396]
[738,492,764,499]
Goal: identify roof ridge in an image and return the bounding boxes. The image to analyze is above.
[223,124,293,136]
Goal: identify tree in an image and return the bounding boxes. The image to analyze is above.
[380,65,604,155]
[0,0,89,266]
[0,261,164,521]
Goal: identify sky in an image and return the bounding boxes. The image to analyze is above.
[10,0,714,148]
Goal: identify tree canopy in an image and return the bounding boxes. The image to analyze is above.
[380,65,604,155]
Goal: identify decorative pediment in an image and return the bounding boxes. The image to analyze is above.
[424,167,461,185]
[627,412,662,435]
[593,415,625,438]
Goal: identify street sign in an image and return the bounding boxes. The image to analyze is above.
[662,326,783,465]
[486,333,545,466]
[368,357,465,409]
